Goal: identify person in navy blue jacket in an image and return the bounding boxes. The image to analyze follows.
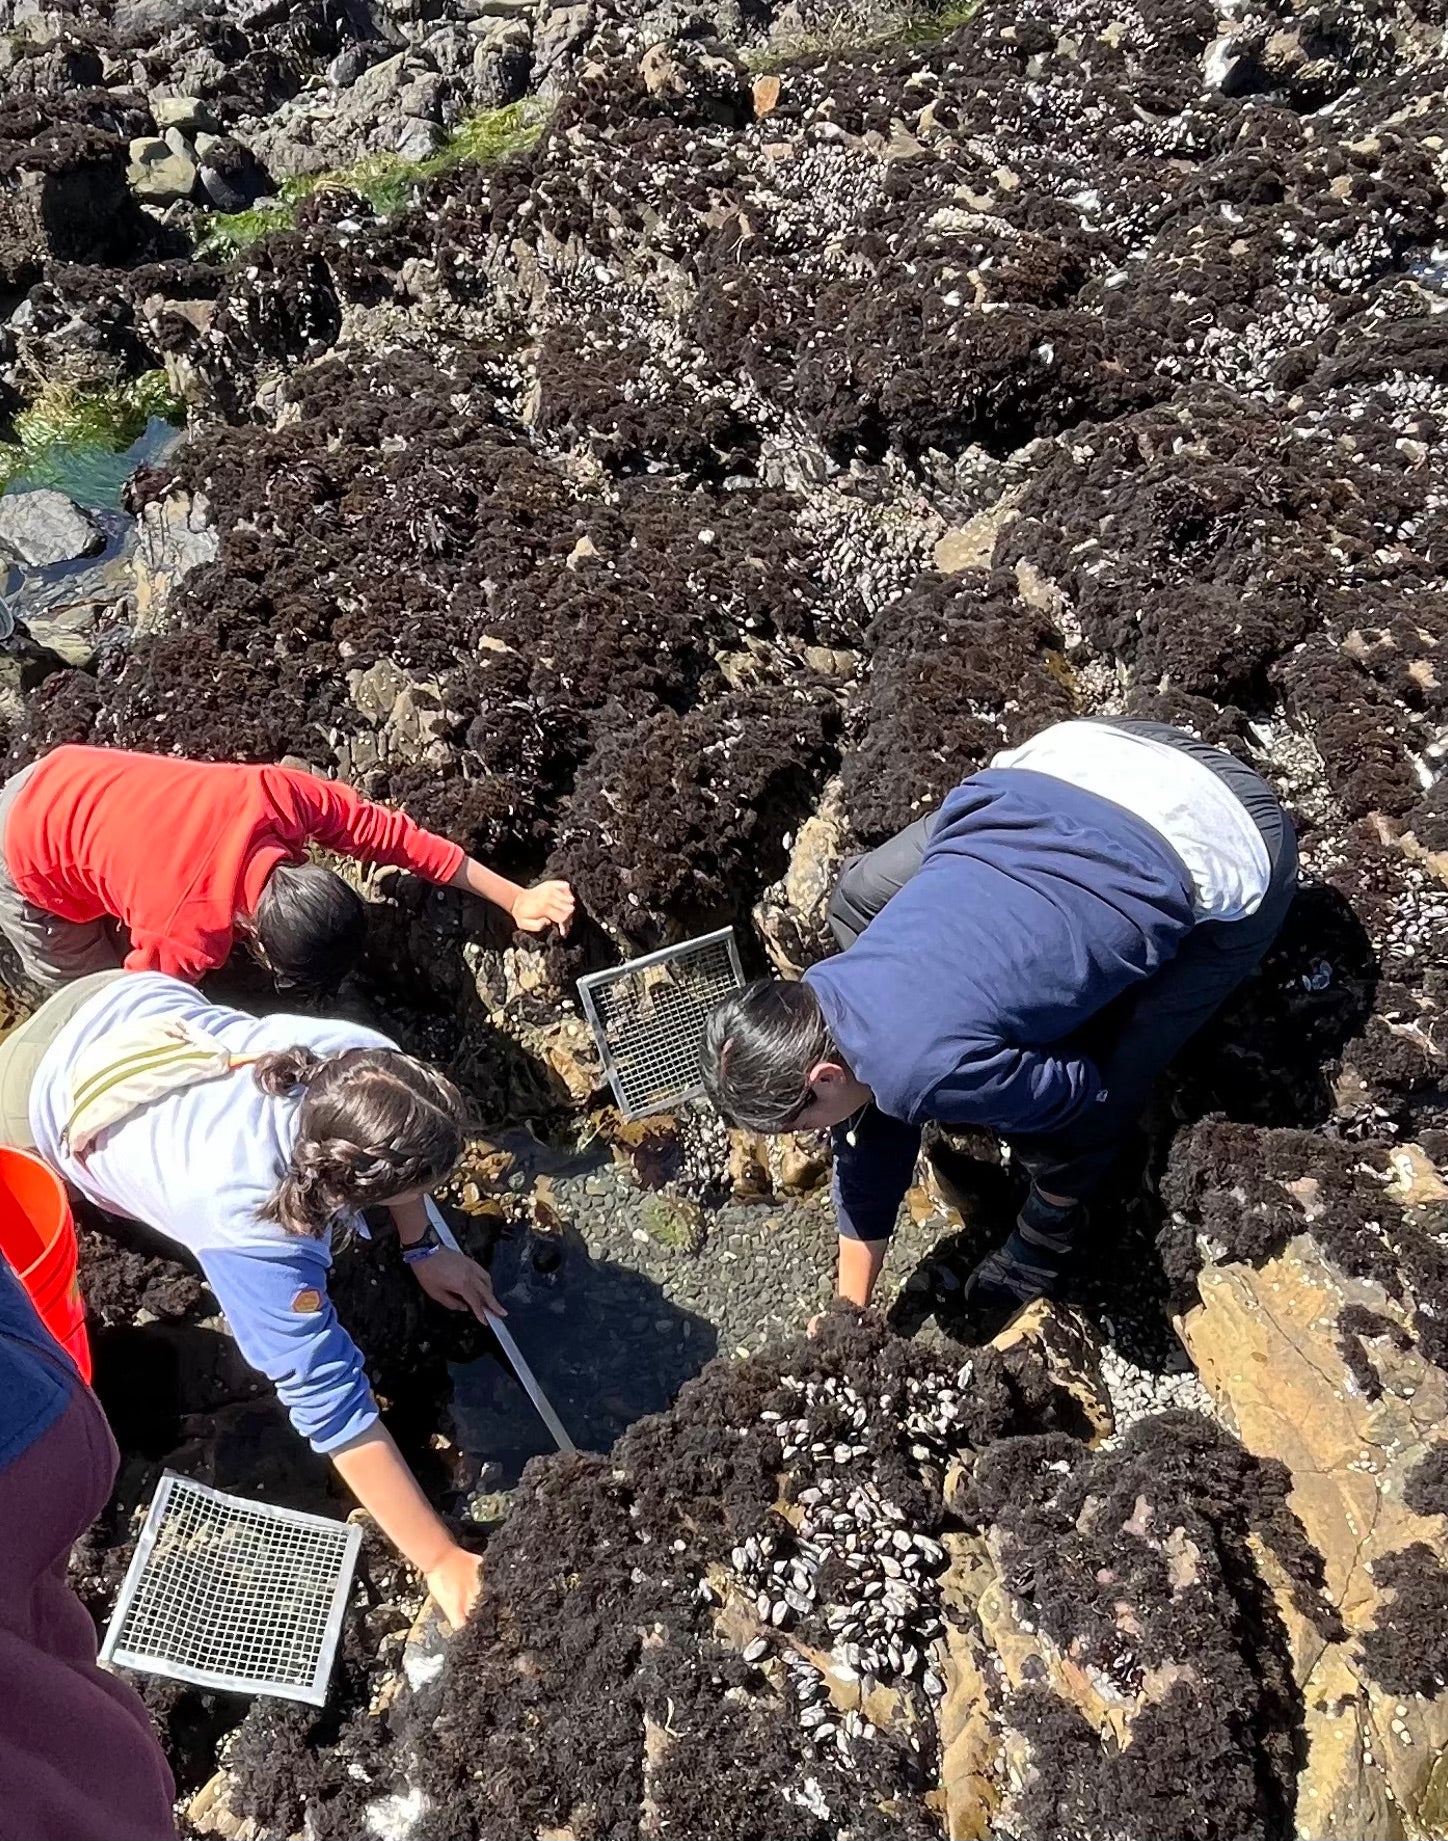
[703,720,1298,1315]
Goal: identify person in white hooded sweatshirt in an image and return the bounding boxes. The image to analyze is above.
[0,966,497,1630]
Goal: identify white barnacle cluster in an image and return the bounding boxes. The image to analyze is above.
[719,1360,978,1763]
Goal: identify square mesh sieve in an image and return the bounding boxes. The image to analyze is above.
[578,927,744,1118]
[99,1473,362,1705]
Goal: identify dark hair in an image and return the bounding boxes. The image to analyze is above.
[253,863,367,990]
[700,978,835,1131]
[255,1046,466,1237]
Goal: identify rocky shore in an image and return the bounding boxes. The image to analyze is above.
[2,0,1447,1830]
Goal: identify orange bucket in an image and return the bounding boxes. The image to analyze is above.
[0,1146,90,1383]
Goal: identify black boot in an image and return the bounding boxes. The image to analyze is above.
[963,1188,1085,1311]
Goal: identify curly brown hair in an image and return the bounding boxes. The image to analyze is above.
[254,1045,465,1236]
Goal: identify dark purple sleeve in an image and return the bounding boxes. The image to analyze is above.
[0,1383,176,1838]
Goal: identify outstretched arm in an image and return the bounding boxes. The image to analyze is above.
[444,857,574,935]
[331,1426,481,1629]
[198,1239,482,1627]
[269,766,575,934]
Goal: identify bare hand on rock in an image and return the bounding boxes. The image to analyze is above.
[511,879,575,934]
[426,1545,483,1632]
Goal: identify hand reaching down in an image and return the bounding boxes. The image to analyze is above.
[426,1545,483,1631]
[410,1246,505,1321]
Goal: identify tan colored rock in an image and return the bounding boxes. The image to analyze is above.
[1183,1235,1448,1840]
[134,490,218,632]
[991,1298,1115,1446]
[639,42,686,95]
[1014,556,1069,618]
[727,1126,829,1199]
[716,633,784,689]
[727,1128,772,1200]
[187,1771,264,1839]
[521,1014,601,1104]
[753,776,847,976]
[937,1534,1004,1840]
[1384,1142,1448,1206]
[1398,826,1448,889]
[801,644,857,677]
[602,1109,681,1189]
[775,1133,829,1194]
[127,132,197,202]
[752,73,781,115]
[865,121,928,163]
[932,487,1026,574]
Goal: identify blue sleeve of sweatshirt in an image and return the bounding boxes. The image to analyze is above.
[833,1108,922,1241]
[0,1257,73,1469]
[197,1242,378,1454]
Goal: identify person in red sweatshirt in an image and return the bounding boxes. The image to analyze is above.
[0,746,574,995]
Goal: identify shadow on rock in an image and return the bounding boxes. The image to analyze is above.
[449,1213,719,1484]
[1172,881,1378,1130]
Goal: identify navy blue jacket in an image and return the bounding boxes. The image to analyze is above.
[0,1256,73,1471]
[803,769,1196,1239]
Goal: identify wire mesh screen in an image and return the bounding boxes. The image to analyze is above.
[578,928,744,1118]
[100,1473,362,1705]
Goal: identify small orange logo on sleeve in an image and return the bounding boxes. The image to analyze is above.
[291,1287,324,1314]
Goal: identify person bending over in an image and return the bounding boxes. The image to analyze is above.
[0,969,499,1628]
[0,744,574,996]
[703,719,1298,1315]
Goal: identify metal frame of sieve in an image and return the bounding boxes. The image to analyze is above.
[99,1472,362,1706]
[577,927,744,1119]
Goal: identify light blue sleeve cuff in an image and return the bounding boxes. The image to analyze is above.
[196,1241,380,1455]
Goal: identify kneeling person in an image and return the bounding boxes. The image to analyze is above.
[703,719,1297,1314]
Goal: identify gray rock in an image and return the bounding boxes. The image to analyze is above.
[472,41,532,105]
[0,491,102,569]
[420,24,477,76]
[534,0,592,78]
[192,133,268,211]
[468,12,531,44]
[350,50,414,108]
[327,42,373,87]
[126,134,197,203]
[150,93,215,133]
[395,115,446,161]
[198,164,248,211]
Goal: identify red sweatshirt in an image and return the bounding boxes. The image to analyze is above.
[4,746,466,982]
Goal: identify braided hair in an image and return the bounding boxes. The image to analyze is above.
[254,1046,466,1237]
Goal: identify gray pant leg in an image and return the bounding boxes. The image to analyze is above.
[0,763,124,999]
[828,810,940,950]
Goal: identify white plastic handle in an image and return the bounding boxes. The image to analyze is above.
[423,1197,577,1455]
